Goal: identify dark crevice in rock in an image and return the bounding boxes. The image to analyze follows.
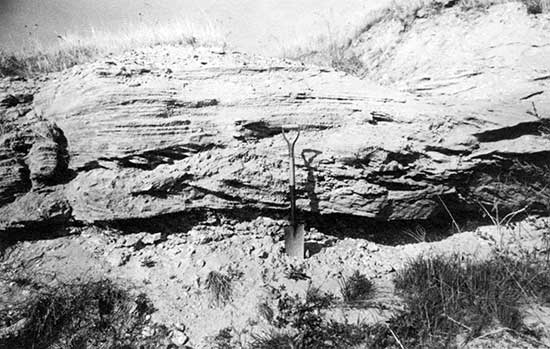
[234,120,332,141]
[221,179,260,190]
[473,120,549,143]
[367,180,427,191]
[0,159,32,205]
[463,154,550,215]
[131,174,195,197]
[386,151,423,166]
[472,149,550,159]
[424,145,473,156]
[188,185,288,207]
[77,202,488,246]
[96,143,224,171]
[0,224,73,242]
[167,98,219,109]
[0,93,33,108]
[0,184,532,245]
[341,148,425,170]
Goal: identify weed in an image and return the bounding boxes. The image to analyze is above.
[284,264,310,281]
[211,327,234,349]
[268,286,369,348]
[0,279,160,349]
[249,330,299,349]
[205,271,233,307]
[521,0,550,13]
[339,270,375,306]
[403,225,427,243]
[257,302,274,323]
[140,255,156,268]
[384,252,550,347]
[330,51,365,76]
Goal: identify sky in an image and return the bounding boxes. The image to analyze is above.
[0,0,387,56]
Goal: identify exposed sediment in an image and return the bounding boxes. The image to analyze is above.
[0,42,549,236]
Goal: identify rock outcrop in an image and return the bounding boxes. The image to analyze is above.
[1,3,550,236]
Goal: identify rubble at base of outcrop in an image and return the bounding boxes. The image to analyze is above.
[1,32,549,237]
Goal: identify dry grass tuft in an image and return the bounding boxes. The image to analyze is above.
[339,270,375,306]
[205,270,233,307]
[0,20,225,78]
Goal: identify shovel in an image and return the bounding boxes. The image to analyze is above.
[282,125,305,259]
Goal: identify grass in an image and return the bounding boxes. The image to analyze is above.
[249,331,300,349]
[0,279,162,349]
[339,270,375,306]
[205,270,233,307]
[0,19,224,78]
[403,225,428,243]
[383,251,550,348]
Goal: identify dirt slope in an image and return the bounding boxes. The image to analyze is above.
[350,2,550,102]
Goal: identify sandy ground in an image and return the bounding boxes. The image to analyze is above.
[2,215,550,348]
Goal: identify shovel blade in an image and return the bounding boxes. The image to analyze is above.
[284,224,305,259]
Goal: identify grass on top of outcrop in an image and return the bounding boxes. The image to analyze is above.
[283,0,550,75]
[0,20,225,78]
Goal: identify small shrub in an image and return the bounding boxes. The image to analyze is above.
[269,286,368,348]
[305,286,337,308]
[521,0,546,13]
[211,327,234,349]
[205,271,233,307]
[330,50,365,76]
[0,279,160,349]
[249,330,299,349]
[339,271,375,306]
[140,255,156,268]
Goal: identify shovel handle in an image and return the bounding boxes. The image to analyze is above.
[281,126,300,227]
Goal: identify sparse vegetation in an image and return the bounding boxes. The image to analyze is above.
[521,0,550,13]
[0,279,162,349]
[140,255,156,268]
[284,263,310,281]
[381,251,550,348]
[403,225,427,243]
[249,330,300,349]
[205,271,233,307]
[339,270,375,306]
[261,285,369,348]
[282,0,550,75]
[257,301,275,323]
[211,327,235,349]
[0,20,224,78]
